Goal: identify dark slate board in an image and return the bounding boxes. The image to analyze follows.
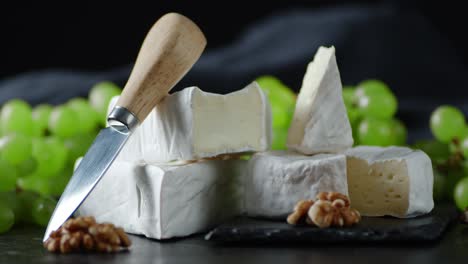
[205,204,458,243]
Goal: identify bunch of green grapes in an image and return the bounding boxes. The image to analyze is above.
[256,76,296,150]
[0,191,57,233]
[0,81,121,234]
[415,105,468,210]
[343,80,406,146]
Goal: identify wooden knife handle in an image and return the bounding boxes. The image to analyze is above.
[115,13,206,122]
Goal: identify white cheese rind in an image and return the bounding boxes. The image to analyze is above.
[287,46,353,154]
[109,82,272,163]
[244,151,348,218]
[77,159,245,240]
[345,146,434,218]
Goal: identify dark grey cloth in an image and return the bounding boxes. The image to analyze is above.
[0,4,465,142]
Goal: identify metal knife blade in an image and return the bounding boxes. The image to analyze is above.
[43,125,130,241]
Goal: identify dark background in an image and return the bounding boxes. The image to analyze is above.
[1,0,468,142]
[1,1,467,83]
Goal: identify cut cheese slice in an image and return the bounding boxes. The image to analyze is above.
[287,46,353,154]
[244,151,348,218]
[109,82,271,163]
[345,146,434,218]
[76,159,245,240]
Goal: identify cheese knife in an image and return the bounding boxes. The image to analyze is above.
[43,13,206,241]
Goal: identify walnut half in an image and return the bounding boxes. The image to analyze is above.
[44,216,131,254]
[287,192,361,228]
[286,200,314,225]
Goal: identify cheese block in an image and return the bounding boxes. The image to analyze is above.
[109,82,271,163]
[345,146,434,218]
[244,151,348,218]
[77,159,245,240]
[287,46,353,154]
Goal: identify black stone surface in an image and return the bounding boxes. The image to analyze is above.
[2,218,468,263]
[2,208,457,264]
[205,204,458,244]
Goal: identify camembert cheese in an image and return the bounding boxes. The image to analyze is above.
[287,46,353,154]
[345,146,434,218]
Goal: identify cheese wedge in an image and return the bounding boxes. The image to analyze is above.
[287,46,353,154]
[109,82,271,163]
[244,151,348,218]
[345,146,434,218]
[77,159,245,240]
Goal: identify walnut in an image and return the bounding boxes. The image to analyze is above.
[307,200,336,228]
[286,200,314,225]
[287,192,361,228]
[316,192,350,207]
[44,216,131,254]
[341,207,361,226]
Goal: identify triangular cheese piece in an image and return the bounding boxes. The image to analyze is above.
[287,46,353,154]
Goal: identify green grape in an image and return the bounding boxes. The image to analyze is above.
[32,137,68,178]
[445,168,464,201]
[449,139,461,154]
[433,169,446,202]
[454,177,468,210]
[30,122,43,138]
[48,106,80,138]
[346,107,360,127]
[0,203,14,234]
[0,191,18,216]
[67,98,100,133]
[351,118,361,146]
[17,175,52,196]
[0,134,32,165]
[0,159,17,192]
[256,76,296,129]
[271,128,288,150]
[355,79,397,119]
[64,133,96,166]
[460,136,468,158]
[89,82,122,126]
[393,119,407,145]
[32,196,56,227]
[270,105,294,129]
[15,156,38,178]
[32,104,52,134]
[355,79,392,95]
[48,167,73,197]
[0,99,34,136]
[430,105,466,143]
[239,154,252,161]
[356,90,397,119]
[461,126,468,139]
[15,190,39,224]
[342,86,356,108]
[412,140,450,164]
[255,76,296,107]
[463,160,468,176]
[357,117,398,146]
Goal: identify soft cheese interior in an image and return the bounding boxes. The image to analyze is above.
[345,146,434,218]
[191,84,269,155]
[77,158,245,240]
[287,46,353,154]
[109,82,271,163]
[245,151,348,218]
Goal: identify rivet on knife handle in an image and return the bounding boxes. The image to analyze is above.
[114,12,207,124]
